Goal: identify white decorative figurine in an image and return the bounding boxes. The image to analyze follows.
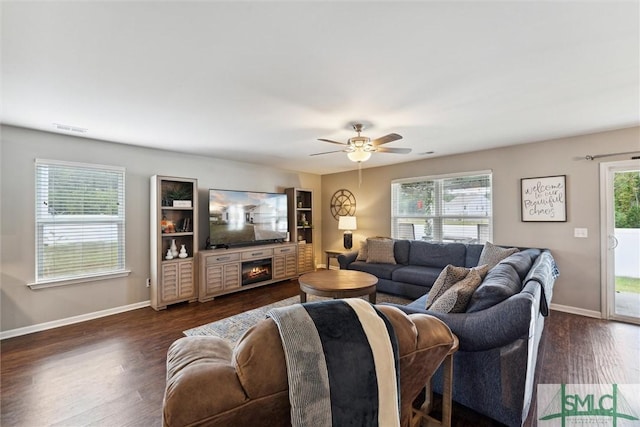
[178,244,188,258]
[170,239,178,258]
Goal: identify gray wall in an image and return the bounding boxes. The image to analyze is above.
[321,126,640,314]
[0,125,322,332]
[2,124,638,332]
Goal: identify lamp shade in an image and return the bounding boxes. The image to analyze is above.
[338,216,357,231]
[347,150,372,163]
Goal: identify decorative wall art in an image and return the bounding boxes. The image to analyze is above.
[330,189,356,220]
[521,175,567,222]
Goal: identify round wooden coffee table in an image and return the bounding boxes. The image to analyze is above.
[298,270,378,303]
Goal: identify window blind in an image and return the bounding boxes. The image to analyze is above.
[391,171,492,243]
[35,159,126,283]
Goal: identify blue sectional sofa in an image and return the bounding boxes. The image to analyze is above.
[338,240,559,427]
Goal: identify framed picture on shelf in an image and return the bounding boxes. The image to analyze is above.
[521,175,567,222]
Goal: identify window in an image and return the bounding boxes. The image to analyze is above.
[34,159,126,286]
[391,171,492,243]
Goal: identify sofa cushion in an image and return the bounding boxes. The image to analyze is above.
[391,265,443,288]
[466,263,522,313]
[429,265,488,313]
[477,242,519,269]
[409,241,466,268]
[347,260,403,280]
[367,238,396,264]
[393,239,411,265]
[426,265,470,309]
[464,244,484,267]
[498,250,540,281]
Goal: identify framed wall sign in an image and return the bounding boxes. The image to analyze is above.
[521,175,567,222]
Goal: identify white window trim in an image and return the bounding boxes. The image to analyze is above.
[391,169,493,185]
[28,270,131,290]
[33,158,127,288]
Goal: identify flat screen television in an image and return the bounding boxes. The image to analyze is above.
[208,189,288,248]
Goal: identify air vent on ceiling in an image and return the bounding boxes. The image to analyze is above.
[53,123,88,133]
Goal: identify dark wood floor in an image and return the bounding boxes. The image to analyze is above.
[1,279,639,427]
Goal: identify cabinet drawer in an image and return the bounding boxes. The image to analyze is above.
[274,245,295,255]
[206,252,241,264]
[242,248,273,260]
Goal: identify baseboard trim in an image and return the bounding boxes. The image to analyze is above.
[550,303,603,319]
[0,300,151,340]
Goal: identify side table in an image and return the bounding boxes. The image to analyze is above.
[325,249,348,270]
[411,335,459,427]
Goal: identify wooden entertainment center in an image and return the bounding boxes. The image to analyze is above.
[198,242,298,302]
[151,179,314,309]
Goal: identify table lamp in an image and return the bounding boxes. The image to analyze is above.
[338,216,357,250]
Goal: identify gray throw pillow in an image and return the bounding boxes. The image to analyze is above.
[366,238,396,264]
[478,241,519,270]
[356,240,368,261]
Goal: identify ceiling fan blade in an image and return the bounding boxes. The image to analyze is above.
[310,149,347,156]
[371,133,403,146]
[318,138,348,146]
[375,147,412,154]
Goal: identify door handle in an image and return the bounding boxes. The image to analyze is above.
[609,235,619,249]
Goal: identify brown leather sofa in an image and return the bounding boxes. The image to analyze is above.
[163,305,455,427]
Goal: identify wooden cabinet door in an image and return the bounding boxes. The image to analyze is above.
[298,244,314,273]
[202,260,240,300]
[178,260,195,298]
[285,253,297,277]
[161,260,194,304]
[223,263,241,290]
[161,263,179,303]
[273,255,286,280]
[204,264,224,295]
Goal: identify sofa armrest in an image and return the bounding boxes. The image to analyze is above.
[164,336,248,427]
[388,292,536,352]
[523,250,559,316]
[338,251,358,269]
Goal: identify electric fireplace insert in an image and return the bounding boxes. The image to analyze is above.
[241,259,273,286]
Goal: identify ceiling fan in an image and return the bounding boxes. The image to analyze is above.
[312,123,411,163]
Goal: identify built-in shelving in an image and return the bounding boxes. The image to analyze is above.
[150,176,198,310]
[286,187,315,273]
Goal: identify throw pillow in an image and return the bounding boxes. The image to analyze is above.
[478,241,519,270]
[425,265,470,309]
[356,237,389,261]
[356,240,368,261]
[429,264,489,313]
[366,238,396,264]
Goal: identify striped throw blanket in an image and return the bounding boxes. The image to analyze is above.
[268,298,400,427]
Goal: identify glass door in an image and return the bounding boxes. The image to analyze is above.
[601,160,640,323]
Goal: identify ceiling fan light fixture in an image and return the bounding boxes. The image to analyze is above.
[348,136,370,148]
[347,149,372,162]
[313,122,408,164]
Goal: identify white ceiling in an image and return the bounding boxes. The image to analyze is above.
[2,1,639,175]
